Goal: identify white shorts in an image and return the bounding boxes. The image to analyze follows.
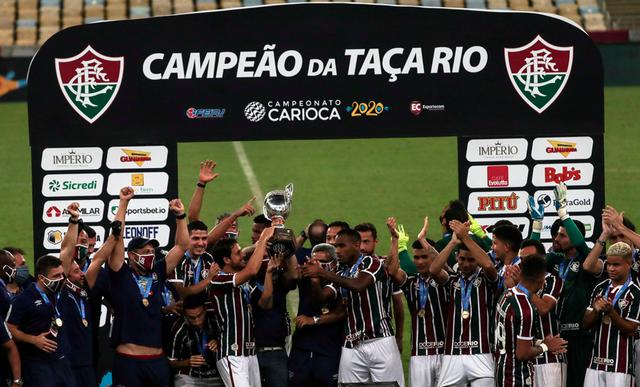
[216,355,261,387]
[583,368,634,387]
[533,362,566,387]
[437,354,494,387]
[338,336,404,387]
[410,355,442,387]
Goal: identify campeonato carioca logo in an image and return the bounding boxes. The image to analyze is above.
[55,45,124,124]
[504,35,573,114]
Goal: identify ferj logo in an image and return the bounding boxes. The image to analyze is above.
[504,35,573,114]
[55,46,124,124]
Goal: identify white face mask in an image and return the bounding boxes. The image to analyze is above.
[40,275,65,293]
[1,264,16,283]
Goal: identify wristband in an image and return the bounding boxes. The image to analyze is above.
[597,239,606,247]
[532,219,543,234]
[69,217,80,224]
[539,343,549,353]
[197,182,206,188]
[176,213,187,220]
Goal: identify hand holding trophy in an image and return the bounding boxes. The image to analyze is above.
[263,183,296,258]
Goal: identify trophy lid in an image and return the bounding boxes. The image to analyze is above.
[263,183,293,221]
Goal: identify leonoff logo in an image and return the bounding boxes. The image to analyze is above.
[504,36,573,113]
[55,46,124,124]
[244,102,266,122]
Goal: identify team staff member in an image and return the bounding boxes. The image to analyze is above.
[107,187,190,387]
[0,321,21,387]
[6,255,74,386]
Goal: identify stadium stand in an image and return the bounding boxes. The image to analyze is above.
[0,0,625,47]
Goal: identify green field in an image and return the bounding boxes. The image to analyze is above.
[1,86,640,375]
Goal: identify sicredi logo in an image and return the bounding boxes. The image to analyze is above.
[41,147,103,171]
[531,137,593,161]
[106,146,168,169]
[42,199,104,224]
[107,198,169,222]
[533,189,594,214]
[532,163,594,187]
[466,165,529,189]
[106,172,169,196]
[123,224,170,247]
[465,138,528,162]
[472,217,531,239]
[541,215,595,239]
[42,174,104,197]
[43,226,105,250]
[468,191,528,215]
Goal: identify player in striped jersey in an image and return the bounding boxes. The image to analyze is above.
[518,239,567,387]
[430,220,498,387]
[492,225,523,294]
[495,254,567,387]
[389,216,449,387]
[208,226,275,387]
[583,242,640,387]
[301,228,404,386]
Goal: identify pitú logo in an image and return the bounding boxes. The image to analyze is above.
[55,46,124,124]
[504,36,573,114]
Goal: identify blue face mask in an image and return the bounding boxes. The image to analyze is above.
[15,266,30,285]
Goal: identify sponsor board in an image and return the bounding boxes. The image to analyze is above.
[244,99,342,122]
[409,101,445,116]
[106,146,168,169]
[531,137,593,160]
[186,107,225,119]
[541,215,595,239]
[43,226,105,250]
[465,138,528,162]
[41,147,103,171]
[533,189,594,214]
[468,190,528,215]
[471,217,530,239]
[107,172,169,195]
[42,174,104,197]
[107,198,169,221]
[123,224,170,247]
[466,165,529,189]
[42,199,104,223]
[532,163,594,187]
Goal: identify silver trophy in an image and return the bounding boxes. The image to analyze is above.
[263,183,296,257]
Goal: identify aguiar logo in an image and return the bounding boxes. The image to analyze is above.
[55,45,124,124]
[504,35,573,114]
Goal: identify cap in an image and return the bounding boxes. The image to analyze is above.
[127,236,160,252]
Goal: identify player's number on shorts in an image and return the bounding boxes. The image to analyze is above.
[496,321,506,355]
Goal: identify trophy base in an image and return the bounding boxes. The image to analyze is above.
[269,228,296,258]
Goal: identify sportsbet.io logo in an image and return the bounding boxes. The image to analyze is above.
[245,102,266,122]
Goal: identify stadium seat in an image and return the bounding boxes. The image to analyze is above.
[242,0,261,5]
[421,0,443,7]
[173,0,194,13]
[376,0,397,4]
[466,0,486,9]
[443,0,464,7]
[487,0,508,9]
[219,0,241,7]
[397,0,419,5]
[195,0,218,10]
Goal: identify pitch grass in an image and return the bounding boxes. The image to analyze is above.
[1,86,639,377]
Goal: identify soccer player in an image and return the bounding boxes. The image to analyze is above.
[326,221,349,246]
[583,242,640,386]
[389,216,449,387]
[494,254,567,387]
[169,294,223,387]
[107,187,190,387]
[492,225,524,293]
[170,220,217,298]
[208,225,275,387]
[301,229,404,387]
[430,220,498,387]
[251,214,272,244]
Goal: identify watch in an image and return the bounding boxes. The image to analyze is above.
[69,217,80,224]
[313,316,320,325]
[300,230,307,239]
[597,239,606,247]
[12,379,23,385]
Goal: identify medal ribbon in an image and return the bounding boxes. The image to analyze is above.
[459,269,480,313]
[131,272,154,301]
[418,276,429,312]
[558,257,575,281]
[198,330,208,355]
[340,255,365,299]
[604,275,632,306]
[36,286,62,319]
[498,256,521,291]
[67,291,86,324]
[516,283,530,298]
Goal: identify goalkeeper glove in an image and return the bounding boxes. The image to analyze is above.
[554,182,569,220]
[468,214,487,239]
[527,196,545,234]
[397,224,409,253]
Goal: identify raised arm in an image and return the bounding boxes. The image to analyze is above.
[108,187,134,272]
[554,183,589,257]
[85,234,115,289]
[527,196,545,240]
[164,199,190,275]
[302,258,375,293]
[429,235,458,283]
[583,218,609,275]
[206,197,256,246]
[187,160,219,222]
[257,255,280,310]
[604,205,640,248]
[60,202,81,275]
[451,220,498,281]
[235,226,275,286]
[386,217,400,277]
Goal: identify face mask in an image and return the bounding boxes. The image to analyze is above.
[1,265,16,283]
[65,278,87,297]
[15,266,30,285]
[225,232,238,240]
[132,252,155,273]
[41,275,65,293]
[74,244,89,262]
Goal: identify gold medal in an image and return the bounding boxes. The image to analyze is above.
[142,298,149,307]
[321,307,330,315]
[462,311,470,320]
[603,315,611,325]
[82,318,89,327]
[55,318,63,327]
[418,309,426,318]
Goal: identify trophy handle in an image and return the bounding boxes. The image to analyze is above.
[284,183,294,201]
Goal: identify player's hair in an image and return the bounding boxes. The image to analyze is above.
[80,224,97,238]
[336,229,361,243]
[412,239,436,249]
[550,219,585,238]
[354,223,377,240]
[0,250,14,266]
[606,241,633,261]
[308,219,328,246]
[183,293,206,310]
[253,214,271,226]
[312,243,337,261]
[35,255,62,277]
[520,254,547,282]
[216,212,232,224]
[443,200,468,232]
[2,247,25,256]
[328,221,350,231]
[493,219,514,228]
[211,238,237,267]
[188,220,208,234]
[492,225,523,253]
[520,239,546,256]
[623,216,636,232]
